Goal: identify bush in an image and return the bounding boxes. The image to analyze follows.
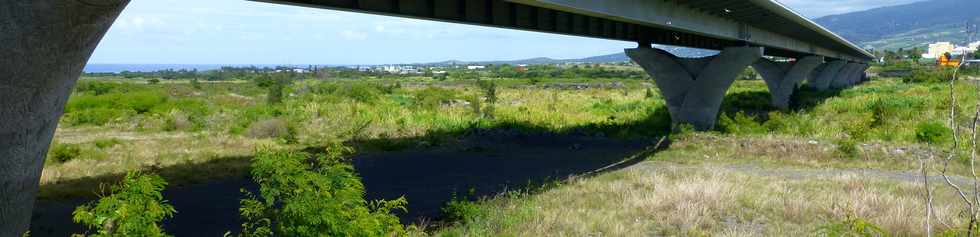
[49,143,82,163]
[163,110,193,132]
[246,118,295,143]
[233,145,406,237]
[902,69,951,83]
[915,121,949,144]
[442,191,481,224]
[310,82,388,103]
[65,108,132,126]
[817,215,886,237]
[717,112,767,135]
[835,138,860,159]
[414,87,458,110]
[72,172,175,237]
[94,138,123,149]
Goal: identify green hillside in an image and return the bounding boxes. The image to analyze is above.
[814,0,979,50]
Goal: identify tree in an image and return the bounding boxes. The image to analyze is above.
[147,78,160,85]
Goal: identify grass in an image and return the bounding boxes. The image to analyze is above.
[431,134,966,236]
[42,67,980,235]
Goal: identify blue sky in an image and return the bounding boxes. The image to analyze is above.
[88,0,921,65]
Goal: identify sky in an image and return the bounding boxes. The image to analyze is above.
[88,0,922,65]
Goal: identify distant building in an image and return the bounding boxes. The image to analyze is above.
[466,65,486,70]
[923,42,955,59]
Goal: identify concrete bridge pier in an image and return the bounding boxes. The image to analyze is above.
[830,63,859,89]
[809,60,848,91]
[626,45,763,130]
[833,63,865,89]
[854,64,870,84]
[0,1,129,236]
[750,56,824,109]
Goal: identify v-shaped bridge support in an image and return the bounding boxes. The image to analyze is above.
[626,46,763,130]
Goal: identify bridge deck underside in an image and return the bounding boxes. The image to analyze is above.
[256,0,869,61]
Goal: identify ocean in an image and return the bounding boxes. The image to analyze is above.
[82,64,351,73]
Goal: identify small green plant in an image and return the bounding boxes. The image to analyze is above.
[190,79,202,90]
[717,112,767,135]
[834,138,860,159]
[72,172,175,237]
[245,118,296,143]
[93,138,122,149]
[477,79,498,118]
[915,121,949,144]
[644,87,655,99]
[442,190,481,224]
[817,215,887,237]
[147,78,161,85]
[49,143,82,163]
[232,144,406,237]
[414,87,459,110]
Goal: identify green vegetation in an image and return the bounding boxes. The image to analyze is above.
[43,63,980,236]
[232,145,406,237]
[72,172,175,237]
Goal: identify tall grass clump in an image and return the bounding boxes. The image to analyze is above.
[232,144,406,237]
[72,172,175,237]
[49,142,82,163]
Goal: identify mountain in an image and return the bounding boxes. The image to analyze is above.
[422,46,715,66]
[814,0,980,50]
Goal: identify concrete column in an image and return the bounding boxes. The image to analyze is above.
[0,1,129,235]
[854,64,870,84]
[811,60,847,91]
[626,46,763,130]
[834,63,866,89]
[830,63,859,89]
[750,56,824,109]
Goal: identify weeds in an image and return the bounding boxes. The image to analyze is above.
[232,145,406,237]
[916,121,949,144]
[49,143,82,163]
[72,172,175,237]
[817,215,888,237]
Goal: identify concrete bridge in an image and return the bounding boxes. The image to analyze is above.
[0,0,872,235]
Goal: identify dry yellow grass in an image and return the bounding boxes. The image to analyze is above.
[434,135,970,236]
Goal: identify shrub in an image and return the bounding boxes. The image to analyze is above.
[718,112,767,135]
[414,87,458,110]
[49,143,82,163]
[835,138,860,159]
[65,108,131,126]
[93,138,122,149]
[915,121,949,144]
[163,110,193,132]
[817,215,886,237]
[147,78,161,85]
[233,145,406,237]
[442,191,481,224]
[310,82,387,103]
[902,69,951,83]
[190,79,202,90]
[72,172,175,237]
[75,81,122,95]
[246,118,295,143]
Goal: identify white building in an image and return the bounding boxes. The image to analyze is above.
[923,42,955,59]
[466,65,486,70]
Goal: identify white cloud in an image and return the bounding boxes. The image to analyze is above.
[339,30,368,40]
